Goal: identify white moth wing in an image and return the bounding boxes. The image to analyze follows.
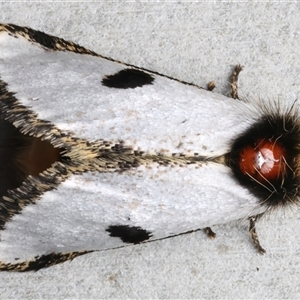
[0,165,264,263]
[0,28,257,155]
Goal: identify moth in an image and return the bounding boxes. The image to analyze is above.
[0,23,299,272]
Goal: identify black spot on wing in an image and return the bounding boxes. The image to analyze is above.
[106,225,152,244]
[102,69,154,89]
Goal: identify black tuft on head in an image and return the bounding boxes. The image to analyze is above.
[106,225,152,244]
[226,113,300,209]
[102,69,154,89]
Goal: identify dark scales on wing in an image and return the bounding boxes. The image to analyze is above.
[0,251,91,272]
[0,118,28,198]
[0,117,61,199]
[106,225,152,244]
[102,69,154,89]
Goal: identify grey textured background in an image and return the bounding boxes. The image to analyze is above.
[1,2,300,299]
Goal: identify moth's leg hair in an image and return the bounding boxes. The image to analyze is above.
[230,64,243,99]
[203,227,216,239]
[248,215,266,254]
[207,81,216,91]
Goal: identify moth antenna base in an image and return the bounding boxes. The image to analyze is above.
[230,64,243,99]
[203,227,216,239]
[249,215,266,254]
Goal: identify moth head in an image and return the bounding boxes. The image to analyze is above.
[226,108,300,210]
